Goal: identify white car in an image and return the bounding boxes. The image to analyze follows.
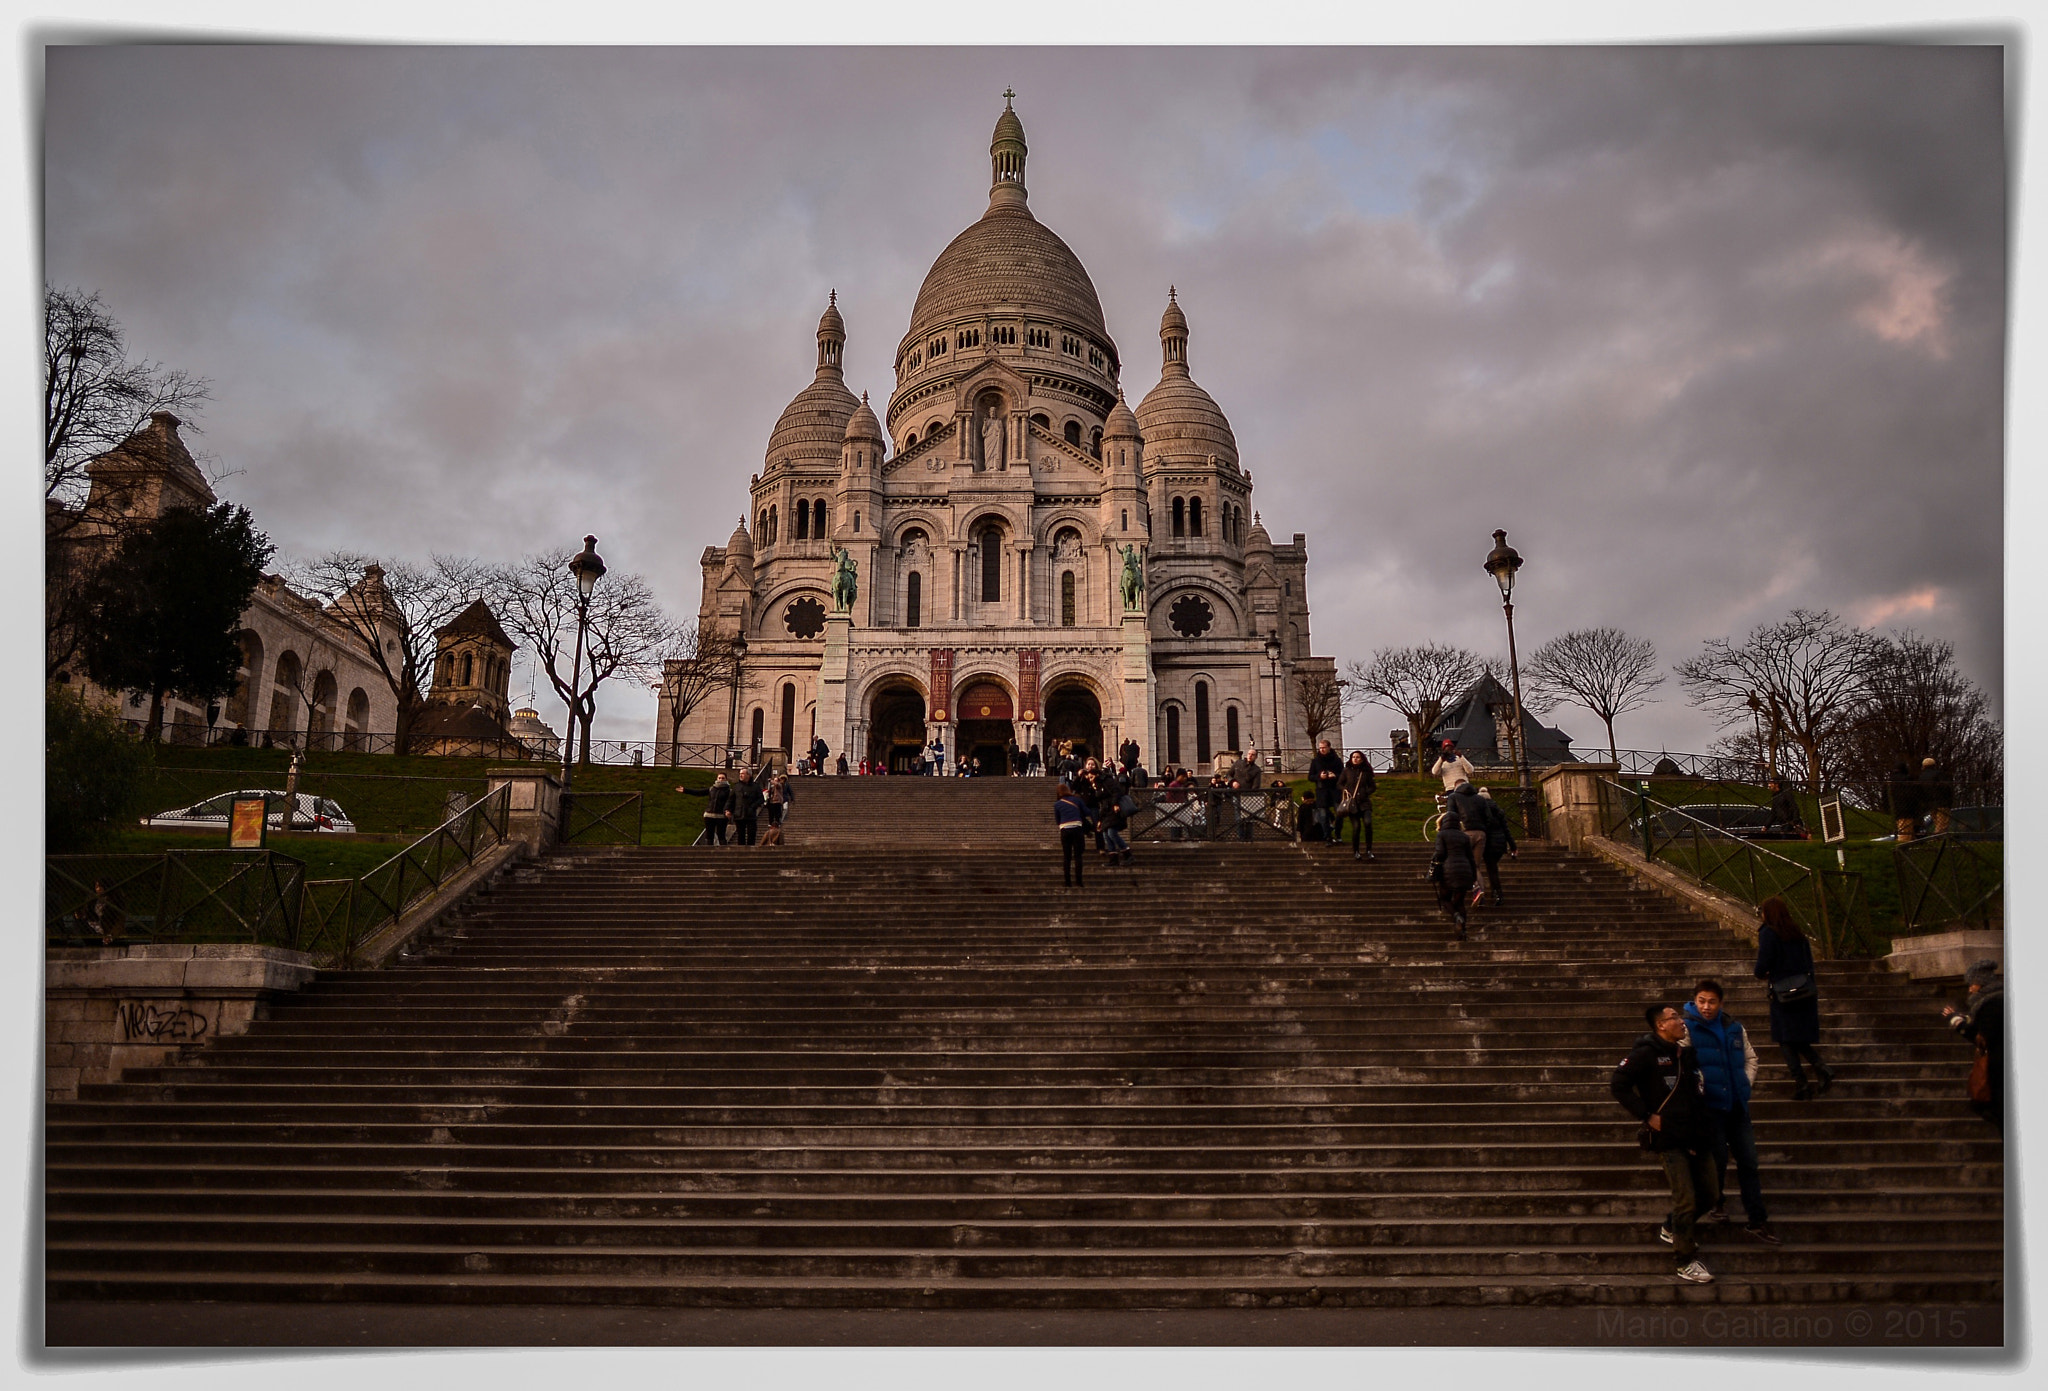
[142,789,357,834]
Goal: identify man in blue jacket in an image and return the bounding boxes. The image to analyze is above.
[1684,978,1780,1245]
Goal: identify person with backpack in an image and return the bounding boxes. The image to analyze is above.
[1754,896,1833,1099]
[1682,979,1778,1244]
[1611,1003,1719,1285]
[1470,786,1517,908]
[699,771,733,846]
[1054,783,1092,887]
[759,772,792,847]
[1943,958,2004,1134]
[1428,807,1479,940]
[1333,750,1376,859]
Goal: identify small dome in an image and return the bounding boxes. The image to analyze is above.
[1160,287,1188,336]
[727,516,756,558]
[818,290,844,340]
[844,391,884,443]
[992,103,1025,149]
[1103,390,1141,439]
[1244,511,1272,553]
[1136,375,1238,468]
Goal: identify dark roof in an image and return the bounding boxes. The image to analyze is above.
[410,701,516,743]
[437,599,513,649]
[1428,672,1574,763]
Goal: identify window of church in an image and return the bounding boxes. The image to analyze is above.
[784,596,827,640]
[459,652,472,686]
[1165,704,1181,765]
[1121,509,1128,532]
[905,432,917,449]
[1060,335,1080,356]
[1172,498,1185,538]
[854,512,860,533]
[1195,682,1213,765]
[1063,420,1081,447]
[1027,328,1050,348]
[1061,571,1076,627]
[906,572,921,628]
[1031,413,1050,430]
[1169,593,1214,638]
[795,502,808,540]
[1189,498,1204,537]
[1227,706,1241,752]
[1088,347,1104,369]
[1090,427,1102,458]
[814,500,829,536]
[980,527,1002,603]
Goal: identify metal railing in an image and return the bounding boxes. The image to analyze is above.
[1893,834,2002,936]
[1127,788,1296,844]
[1594,778,1875,959]
[560,792,645,846]
[48,850,306,947]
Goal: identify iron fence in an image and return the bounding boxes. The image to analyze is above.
[48,850,306,948]
[1594,778,1876,959]
[1127,788,1297,844]
[1893,834,2002,936]
[560,792,645,846]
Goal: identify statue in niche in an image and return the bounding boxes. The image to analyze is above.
[978,403,1007,472]
[830,547,859,614]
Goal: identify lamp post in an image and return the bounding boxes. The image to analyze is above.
[1746,693,1765,785]
[724,633,749,769]
[561,536,606,792]
[1264,633,1284,772]
[1482,529,1540,836]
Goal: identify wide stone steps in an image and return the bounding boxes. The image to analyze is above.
[46,822,2001,1311]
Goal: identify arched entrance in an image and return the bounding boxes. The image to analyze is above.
[955,679,1015,775]
[1043,681,1103,764]
[866,683,927,773]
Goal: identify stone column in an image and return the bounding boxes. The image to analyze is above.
[486,766,562,850]
[1121,613,1154,774]
[1016,544,1031,622]
[816,613,852,764]
[1534,761,1619,849]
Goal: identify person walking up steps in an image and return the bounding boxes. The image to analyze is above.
[1334,750,1375,859]
[1683,979,1778,1244]
[1612,1003,1719,1285]
[1471,786,1516,907]
[1754,896,1833,1099]
[1428,807,1478,939]
[1054,782,1092,887]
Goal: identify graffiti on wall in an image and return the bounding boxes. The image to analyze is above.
[115,1001,211,1044]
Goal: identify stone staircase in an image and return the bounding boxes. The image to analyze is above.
[779,773,1056,848]
[45,823,2002,1310]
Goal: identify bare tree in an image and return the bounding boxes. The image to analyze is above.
[492,550,675,768]
[1525,626,1665,765]
[291,552,492,754]
[1676,609,1875,791]
[1344,644,1482,769]
[1838,632,2002,806]
[657,621,740,765]
[1294,667,1346,749]
[45,285,210,519]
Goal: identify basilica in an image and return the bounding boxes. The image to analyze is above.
[655,98,1341,774]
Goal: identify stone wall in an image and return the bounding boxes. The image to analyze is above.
[45,944,319,1101]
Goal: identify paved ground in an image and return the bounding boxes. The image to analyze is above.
[40,1301,2006,1352]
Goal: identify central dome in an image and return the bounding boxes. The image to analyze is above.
[903,215,1109,352]
[897,99,1111,362]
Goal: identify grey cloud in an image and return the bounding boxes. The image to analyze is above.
[44,45,2003,750]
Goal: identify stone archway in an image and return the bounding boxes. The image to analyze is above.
[866,683,927,772]
[955,678,1015,775]
[1042,681,1103,764]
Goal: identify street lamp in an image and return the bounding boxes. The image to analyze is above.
[1746,693,1765,785]
[561,535,606,791]
[1482,528,1540,835]
[725,632,749,769]
[1264,632,1284,772]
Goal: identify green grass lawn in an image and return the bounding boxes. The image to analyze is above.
[94,827,410,881]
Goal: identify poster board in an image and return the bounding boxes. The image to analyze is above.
[1819,797,1846,845]
[228,797,269,849]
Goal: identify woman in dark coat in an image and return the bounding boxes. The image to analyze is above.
[1428,808,1478,940]
[1753,896,1833,1099]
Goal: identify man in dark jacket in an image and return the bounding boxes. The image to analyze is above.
[1766,780,1806,838]
[1428,809,1478,940]
[1611,1004,1719,1284]
[1943,958,2003,1134]
[1683,980,1778,1244]
[1917,757,1954,836]
[731,771,764,847]
[1307,740,1343,845]
[1467,787,1517,906]
[699,771,733,846]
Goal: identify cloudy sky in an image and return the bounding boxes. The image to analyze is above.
[41,44,2006,753]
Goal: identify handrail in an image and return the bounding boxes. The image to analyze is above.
[1892,834,2002,935]
[1594,777,1875,959]
[47,850,307,948]
[1127,786,1295,844]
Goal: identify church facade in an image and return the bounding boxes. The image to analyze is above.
[656,99,1341,774]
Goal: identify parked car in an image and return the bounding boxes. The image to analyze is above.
[1653,802,1804,840]
[142,790,356,834]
